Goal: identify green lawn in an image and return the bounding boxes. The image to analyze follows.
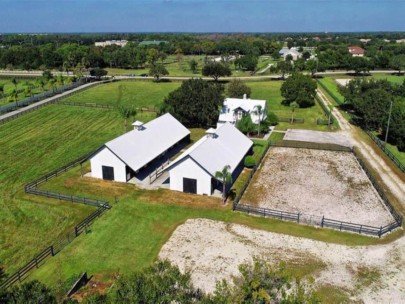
[246,81,339,131]
[30,185,394,286]
[0,105,128,274]
[61,80,181,109]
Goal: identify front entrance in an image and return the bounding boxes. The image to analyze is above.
[102,166,114,181]
[183,178,197,194]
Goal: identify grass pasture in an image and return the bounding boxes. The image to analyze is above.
[246,81,339,131]
[61,80,181,110]
[0,105,126,274]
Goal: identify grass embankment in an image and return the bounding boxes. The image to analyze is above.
[247,81,338,131]
[0,105,127,274]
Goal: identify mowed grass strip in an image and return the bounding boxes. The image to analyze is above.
[0,105,126,273]
[61,80,181,108]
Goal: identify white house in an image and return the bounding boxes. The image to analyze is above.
[217,95,267,127]
[166,123,253,196]
[95,40,128,47]
[89,113,190,182]
[279,47,302,61]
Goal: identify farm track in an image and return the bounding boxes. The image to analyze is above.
[317,89,405,204]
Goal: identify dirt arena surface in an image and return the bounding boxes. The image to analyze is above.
[242,147,394,226]
[159,219,405,303]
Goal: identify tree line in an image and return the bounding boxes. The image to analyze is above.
[339,78,405,151]
[0,259,319,303]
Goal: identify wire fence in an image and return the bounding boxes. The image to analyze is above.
[365,130,405,174]
[232,140,402,237]
[317,79,344,105]
[315,94,335,125]
[278,117,305,124]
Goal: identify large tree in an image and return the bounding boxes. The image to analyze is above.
[227,78,251,98]
[202,61,231,81]
[390,54,405,75]
[149,64,169,81]
[280,72,317,108]
[160,78,224,128]
[0,280,56,304]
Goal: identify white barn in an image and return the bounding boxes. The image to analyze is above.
[217,95,267,127]
[166,123,253,196]
[89,113,190,182]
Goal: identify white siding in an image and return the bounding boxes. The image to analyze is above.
[170,157,213,195]
[90,147,127,182]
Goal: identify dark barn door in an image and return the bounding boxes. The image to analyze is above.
[183,178,197,194]
[102,166,114,181]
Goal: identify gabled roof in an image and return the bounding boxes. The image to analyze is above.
[166,123,253,177]
[104,113,189,172]
[224,97,266,113]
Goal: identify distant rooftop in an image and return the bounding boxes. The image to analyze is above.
[139,40,169,46]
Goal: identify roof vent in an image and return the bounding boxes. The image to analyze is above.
[132,121,144,131]
[205,128,217,138]
[243,93,247,100]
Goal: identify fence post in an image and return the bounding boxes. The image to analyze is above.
[35,256,39,268]
[50,245,54,256]
[321,216,324,227]
[297,213,300,223]
[17,270,21,282]
[75,226,79,237]
[379,226,382,238]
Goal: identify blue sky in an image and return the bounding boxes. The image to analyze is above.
[0,0,404,33]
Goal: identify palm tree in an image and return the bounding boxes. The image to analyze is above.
[215,165,233,204]
[49,78,57,92]
[11,77,18,90]
[9,88,18,107]
[36,78,45,92]
[290,102,299,124]
[252,105,265,137]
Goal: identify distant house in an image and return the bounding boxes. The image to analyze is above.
[279,47,302,61]
[348,46,365,57]
[139,40,169,46]
[396,39,405,44]
[89,113,189,183]
[217,95,267,127]
[95,40,128,47]
[166,123,253,196]
[359,38,371,43]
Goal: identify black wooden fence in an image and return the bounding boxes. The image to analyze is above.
[233,140,403,237]
[365,130,405,174]
[278,117,305,124]
[0,150,111,289]
[0,206,108,290]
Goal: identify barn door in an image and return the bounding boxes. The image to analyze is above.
[183,178,197,194]
[102,166,114,181]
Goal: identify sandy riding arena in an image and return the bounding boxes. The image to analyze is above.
[159,219,405,303]
[242,147,394,226]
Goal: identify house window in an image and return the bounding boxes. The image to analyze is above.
[238,111,243,119]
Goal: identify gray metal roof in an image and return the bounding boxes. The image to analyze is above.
[167,123,253,177]
[105,113,190,172]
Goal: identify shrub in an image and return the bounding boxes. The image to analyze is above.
[244,156,256,168]
[267,112,278,126]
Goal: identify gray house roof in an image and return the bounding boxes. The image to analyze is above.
[104,113,190,172]
[166,123,253,177]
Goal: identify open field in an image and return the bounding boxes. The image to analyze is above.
[106,55,275,77]
[61,80,181,109]
[246,81,339,131]
[243,147,393,226]
[159,218,405,303]
[0,105,125,274]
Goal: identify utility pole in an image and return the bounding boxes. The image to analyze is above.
[384,99,394,146]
